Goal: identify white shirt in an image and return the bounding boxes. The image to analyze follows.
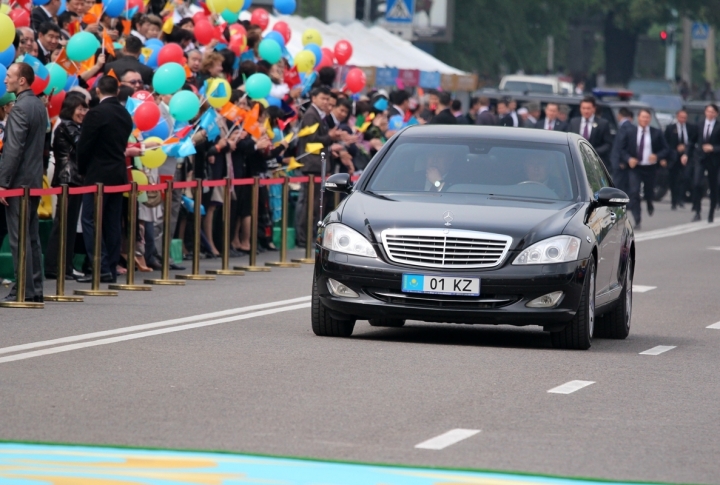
[312,104,326,120]
[636,126,653,165]
[527,115,537,125]
[580,115,594,139]
[545,118,556,130]
[130,30,146,44]
[676,122,688,145]
[478,106,489,115]
[510,111,519,127]
[703,119,716,140]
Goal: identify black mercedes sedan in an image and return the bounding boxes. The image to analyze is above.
[312,126,634,350]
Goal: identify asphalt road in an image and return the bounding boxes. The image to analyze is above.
[0,200,719,485]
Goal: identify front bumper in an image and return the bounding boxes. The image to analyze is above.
[315,247,590,327]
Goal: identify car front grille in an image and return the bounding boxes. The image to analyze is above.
[367,289,519,309]
[380,229,512,269]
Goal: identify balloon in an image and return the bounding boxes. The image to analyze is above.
[302,28,322,46]
[0,4,7,13]
[318,47,334,68]
[304,44,322,68]
[142,117,169,140]
[0,44,15,67]
[258,38,282,64]
[192,11,208,24]
[294,49,315,74]
[126,170,149,198]
[152,62,186,95]
[194,20,215,45]
[145,38,164,49]
[48,91,66,118]
[227,0,243,11]
[66,32,100,61]
[250,8,269,30]
[207,78,231,108]
[388,115,404,131]
[267,96,281,108]
[256,98,268,108]
[132,90,153,102]
[44,63,68,95]
[144,47,160,69]
[169,91,200,121]
[264,31,285,47]
[345,68,366,94]
[31,75,50,96]
[245,73,272,99]
[33,0,50,5]
[134,101,161,131]
[8,8,29,29]
[140,137,168,168]
[127,0,144,13]
[58,0,66,14]
[334,40,352,65]
[157,43,185,66]
[273,0,295,14]
[206,0,227,14]
[272,21,291,44]
[103,0,125,17]
[228,33,246,56]
[229,23,246,38]
[220,9,237,23]
[0,65,5,97]
[64,74,79,91]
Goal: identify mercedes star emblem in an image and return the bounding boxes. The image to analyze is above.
[443,211,454,226]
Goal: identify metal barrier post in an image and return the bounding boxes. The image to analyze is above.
[292,176,315,264]
[266,177,301,268]
[0,186,44,308]
[206,177,244,276]
[110,182,152,291]
[145,180,185,285]
[46,184,83,302]
[176,179,215,281]
[234,177,270,272]
[75,183,118,296]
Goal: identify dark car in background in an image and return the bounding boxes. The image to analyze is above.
[312,126,634,350]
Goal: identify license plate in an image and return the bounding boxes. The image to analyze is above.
[402,274,480,296]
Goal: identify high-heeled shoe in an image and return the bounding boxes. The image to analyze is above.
[135,255,152,272]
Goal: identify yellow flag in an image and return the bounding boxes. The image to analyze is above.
[358,121,372,133]
[286,157,304,171]
[141,47,153,59]
[264,118,273,138]
[162,17,174,34]
[305,143,324,154]
[283,132,293,144]
[297,123,319,137]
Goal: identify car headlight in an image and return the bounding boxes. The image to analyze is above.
[513,236,581,265]
[322,223,377,258]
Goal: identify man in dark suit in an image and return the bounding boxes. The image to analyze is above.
[0,63,48,302]
[103,36,155,86]
[664,109,698,210]
[429,92,457,125]
[499,98,519,127]
[610,107,634,194]
[36,22,61,65]
[476,97,496,125]
[77,76,134,283]
[31,0,61,30]
[569,96,613,169]
[387,90,409,120]
[616,108,669,229]
[534,102,567,131]
[691,104,720,222]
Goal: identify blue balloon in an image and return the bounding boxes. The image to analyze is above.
[143,117,170,140]
[267,96,282,107]
[264,31,285,47]
[304,44,322,68]
[388,115,404,131]
[241,0,252,10]
[0,65,6,97]
[0,45,16,68]
[273,0,295,14]
[64,74,79,91]
[144,47,160,69]
[145,39,164,49]
[103,0,125,17]
[58,0,66,14]
[32,0,50,5]
[272,127,282,142]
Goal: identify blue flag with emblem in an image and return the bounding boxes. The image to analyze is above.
[198,109,221,140]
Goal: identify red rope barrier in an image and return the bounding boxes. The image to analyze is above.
[0,188,24,198]
[173,180,198,189]
[104,184,133,194]
[68,186,98,195]
[30,187,62,196]
[260,178,285,186]
[231,178,255,186]
[138,182,168,191]
[202,179,226,188]
[289,176,311,183]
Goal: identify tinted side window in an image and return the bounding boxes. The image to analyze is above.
[579,142,609,194]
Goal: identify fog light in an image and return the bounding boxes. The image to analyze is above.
[327,278,359,298]
[526,291,564,308]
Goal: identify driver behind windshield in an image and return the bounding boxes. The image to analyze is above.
[520,153,568,199]
[424,151,455,191]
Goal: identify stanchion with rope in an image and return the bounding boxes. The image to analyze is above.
[176,179,215,281]
[109,182,152,291]
[292,175,315,264]
[266,176,301,268]
[206,177,244,276]
[45,184,83,302]
[234,176,270,272]
[145,179,185,286]
[75,183,119,297]
[0,186,44,308]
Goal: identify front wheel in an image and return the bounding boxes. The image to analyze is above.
[311,278,356,337]
[551,257,595,350]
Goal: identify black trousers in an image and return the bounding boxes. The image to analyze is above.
[5,196,43,298]
[628,165,656,224]
[294,179,321,247]
[45,193,83,276]
[81,192,123,278]
[692,161,720,215]
[668,162,686,207]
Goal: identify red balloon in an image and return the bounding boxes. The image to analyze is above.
[194,20,215,45]
[192,12,208,24]
[132,90,153,102]
[272,21,291,44]
[158,43,185,66]
[228,33,246,56]
[334,40,353,65]
[345,68,366,94]
[127,0,144,13]
[250,8,269,31]
[9,8,30,28]
[133,101,161,132]
[31,75,49,96]
[318,47,334,69]
[229,23,246,38]
[47,91,66,119]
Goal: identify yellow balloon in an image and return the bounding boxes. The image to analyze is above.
[0,4,9,14]
[294,50,316,73]
[125,170,149,197]
[207,78,231,108]
[227,0,243,12]
[301,28,322,47]
[140,138,168,169]
[256,98,268,108]
[0,13,15,52]
[206,0,227,14]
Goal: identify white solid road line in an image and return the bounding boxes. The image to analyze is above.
[414,429,481,450]
[0,303,311,365]
[0,296,311,357]
[640,345,676,355]
[632,285,657,293]
[706,322,720,329]
[547,380,595,394]
[635,221,718,242]
[707,247,720,250]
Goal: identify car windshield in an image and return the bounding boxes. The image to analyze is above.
[367,139,577,201]
[503,81,554,93]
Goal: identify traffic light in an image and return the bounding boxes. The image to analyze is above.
[659,28,675,44]
[660,30,668,41]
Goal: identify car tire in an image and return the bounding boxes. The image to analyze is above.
[551,257,595,350]
[311,278,356,337]
[599,256,633,339]
[368,318,406,327]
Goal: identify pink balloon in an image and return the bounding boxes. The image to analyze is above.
[334,40,353,65]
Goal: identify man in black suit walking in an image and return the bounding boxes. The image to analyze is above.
[616,108,669,229]
[428,92,457,125]
[664,109,698,210]
[499,98,519,127]
[77,76,134,283]
[691,104,720,222]
[568,96,613,169]
[476,97,496,126]
[534,102,567,131]
[611,107,634,194]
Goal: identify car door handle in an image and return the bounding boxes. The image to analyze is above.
[610,213,617,222]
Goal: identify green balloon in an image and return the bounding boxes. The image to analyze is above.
[220,8,238,23]
[66,32,100,62]
[169,90,200,122]
[245,73,272,99]
[153,62,186,95]
[258,38,282,64]
[44,63,68,95]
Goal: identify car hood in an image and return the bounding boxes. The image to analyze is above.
[338,191,581,251]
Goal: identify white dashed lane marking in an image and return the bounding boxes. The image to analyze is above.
[639,345,676,355]
[547,380,595,394]
[632,285,657,293]
[707,322,720,329]
[414,429,481,450]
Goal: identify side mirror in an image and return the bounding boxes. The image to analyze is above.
[324,173,352,194]
[595,187,629,207]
